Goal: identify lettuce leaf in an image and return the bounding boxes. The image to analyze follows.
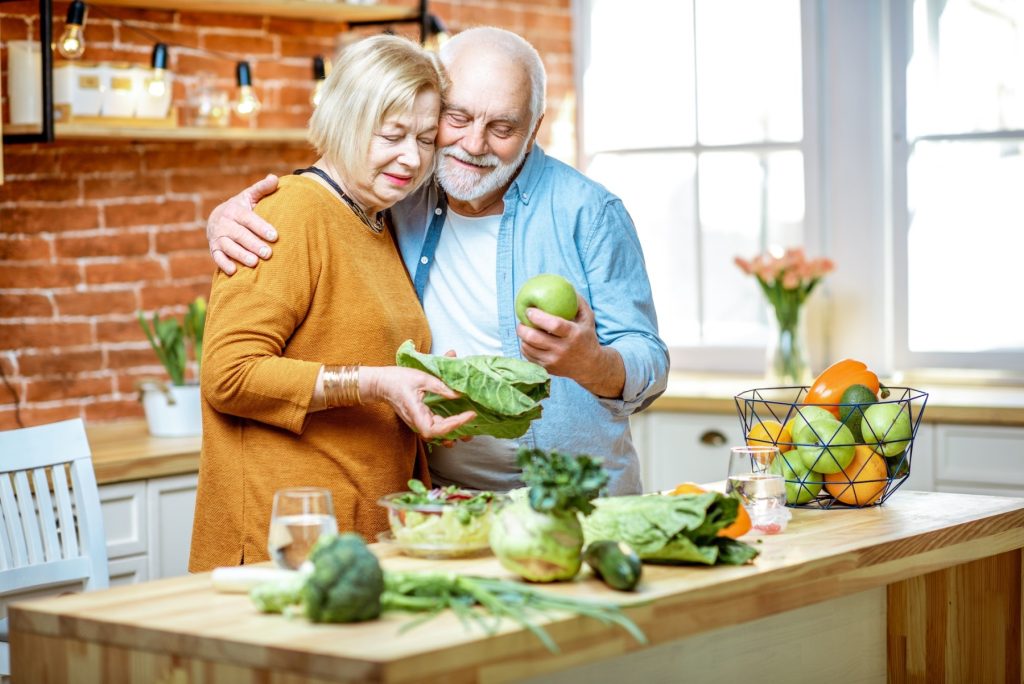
[581,493,759,566]
[395,340,551,441]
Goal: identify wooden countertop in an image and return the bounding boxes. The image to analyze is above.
[650,372,1024,426]
[84,374,1024,485]
[86,420,200,485]
[10,491,1024,682]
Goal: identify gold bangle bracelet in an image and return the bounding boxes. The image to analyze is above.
[323,364,361,408]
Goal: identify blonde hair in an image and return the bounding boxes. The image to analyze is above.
[309,35,446,188]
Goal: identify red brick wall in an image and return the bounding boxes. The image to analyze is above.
[0,0,575,430]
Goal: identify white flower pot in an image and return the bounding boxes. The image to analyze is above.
[141,382,202,437]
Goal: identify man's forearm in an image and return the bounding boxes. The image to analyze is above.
[576,345,626,399]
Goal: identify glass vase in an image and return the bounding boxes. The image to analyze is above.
[765,306,811,386]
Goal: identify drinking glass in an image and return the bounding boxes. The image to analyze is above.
[268,487,338,569]
[726,446,790,534]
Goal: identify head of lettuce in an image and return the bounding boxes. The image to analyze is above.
[395,340,550,443]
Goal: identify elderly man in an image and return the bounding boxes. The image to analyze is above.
[205,27,669,495]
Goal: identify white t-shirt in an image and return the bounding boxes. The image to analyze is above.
[420,209,521,491]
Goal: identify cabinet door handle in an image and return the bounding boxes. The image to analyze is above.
[699,430,727,447]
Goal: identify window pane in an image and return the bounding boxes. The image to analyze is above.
[586,152,698,347]
[908,0,1024,136]
[581,0,695,153]
[695,0,803,144]
[907,141,1024,352]
[699,151,806,345]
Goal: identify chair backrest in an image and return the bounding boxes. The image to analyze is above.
[0,419,109,597]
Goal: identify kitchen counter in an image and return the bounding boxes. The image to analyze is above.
[10,490,1023,682]
[85,375,1024,486]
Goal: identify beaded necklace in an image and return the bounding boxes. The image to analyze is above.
[294,166,385,234]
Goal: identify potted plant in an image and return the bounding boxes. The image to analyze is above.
[137,296,206,437]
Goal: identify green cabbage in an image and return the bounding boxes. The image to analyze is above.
[489,500,584,582]
[581,494,760,566]
[395,340,550,441]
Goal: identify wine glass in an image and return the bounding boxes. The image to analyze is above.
[726,446,790,534]
[268,487,338,569]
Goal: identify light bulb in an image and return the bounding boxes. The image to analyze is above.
[235,85,261,117]
[147,43,169,97]
[58,1,87,59]
[147,69,168,97]
[59,26,85,59]
[311,56,326,107]
[234,61,261,117]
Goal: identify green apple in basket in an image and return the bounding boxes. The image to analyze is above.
[861,403,912,457]
[769,451,824,505]
[793,416,856,475]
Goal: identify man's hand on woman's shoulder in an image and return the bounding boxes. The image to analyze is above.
[207,173,281,275]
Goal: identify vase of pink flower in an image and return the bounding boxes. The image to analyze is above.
[735,248,835,385]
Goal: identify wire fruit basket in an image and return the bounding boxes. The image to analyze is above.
[734,386,928,508]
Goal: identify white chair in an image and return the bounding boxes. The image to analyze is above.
[0,418,109,677]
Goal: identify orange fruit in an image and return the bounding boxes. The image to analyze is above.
[746,419,794,453]
[824,444,888,505]
[668,482,752,538]
[669,482,706,496]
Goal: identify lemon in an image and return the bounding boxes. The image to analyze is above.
[746,419,794,452]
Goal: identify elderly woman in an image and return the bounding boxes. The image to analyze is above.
[189,35,472,572]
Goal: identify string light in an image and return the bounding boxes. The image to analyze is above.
[146,43,170,97]
[234,61,261,117]
[58,0,87,59]
[311,55,327,107]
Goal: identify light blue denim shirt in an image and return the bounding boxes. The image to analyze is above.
[391,145,669,495]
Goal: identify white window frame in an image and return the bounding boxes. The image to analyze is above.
[574,0,1023,378]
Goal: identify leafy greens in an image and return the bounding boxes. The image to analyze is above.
[581,493,760,566]
[395,340,550,441]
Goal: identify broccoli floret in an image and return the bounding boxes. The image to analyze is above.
[300,533,384,623]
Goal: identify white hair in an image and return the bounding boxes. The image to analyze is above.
[440,27,547,130]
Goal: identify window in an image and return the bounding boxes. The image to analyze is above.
[577,0,1024,377]
[895,0,1024,371]
[577,0,808,372]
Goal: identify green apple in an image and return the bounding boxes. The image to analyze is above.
[788,405,834,439]
[861,403,912,457]
[515,274,579,327]
[794,417,856,474]
[769,451,824,505]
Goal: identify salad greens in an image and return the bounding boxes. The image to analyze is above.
[383,480,501,554]
[391,479,495,526]
[581,493,760,566]
[395,340,550,441]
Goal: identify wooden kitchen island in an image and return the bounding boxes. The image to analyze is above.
[9,491,1024,683]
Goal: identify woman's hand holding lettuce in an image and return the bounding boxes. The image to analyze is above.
[395,340,550,442]
[582,494,760,566]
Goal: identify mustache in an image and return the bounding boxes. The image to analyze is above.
[440,145,500,169]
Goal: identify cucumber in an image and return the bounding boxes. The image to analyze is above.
[583,540,642,591]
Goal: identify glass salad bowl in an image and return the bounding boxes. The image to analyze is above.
[377,482,505,559]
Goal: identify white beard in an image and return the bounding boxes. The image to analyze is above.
[436,142,529,202]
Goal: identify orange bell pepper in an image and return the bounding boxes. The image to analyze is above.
[803,358,886,418]
[668,483,752,539]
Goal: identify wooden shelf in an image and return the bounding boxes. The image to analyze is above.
[94,0,420,23]
[6,122,311,143]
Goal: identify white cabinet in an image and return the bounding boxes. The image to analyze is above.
[146,473,198,580]
[933,424,1024,498]
[631,412,744,492]
[99,473,197,584]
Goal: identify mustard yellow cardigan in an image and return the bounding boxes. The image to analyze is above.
[189,175,431,572]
